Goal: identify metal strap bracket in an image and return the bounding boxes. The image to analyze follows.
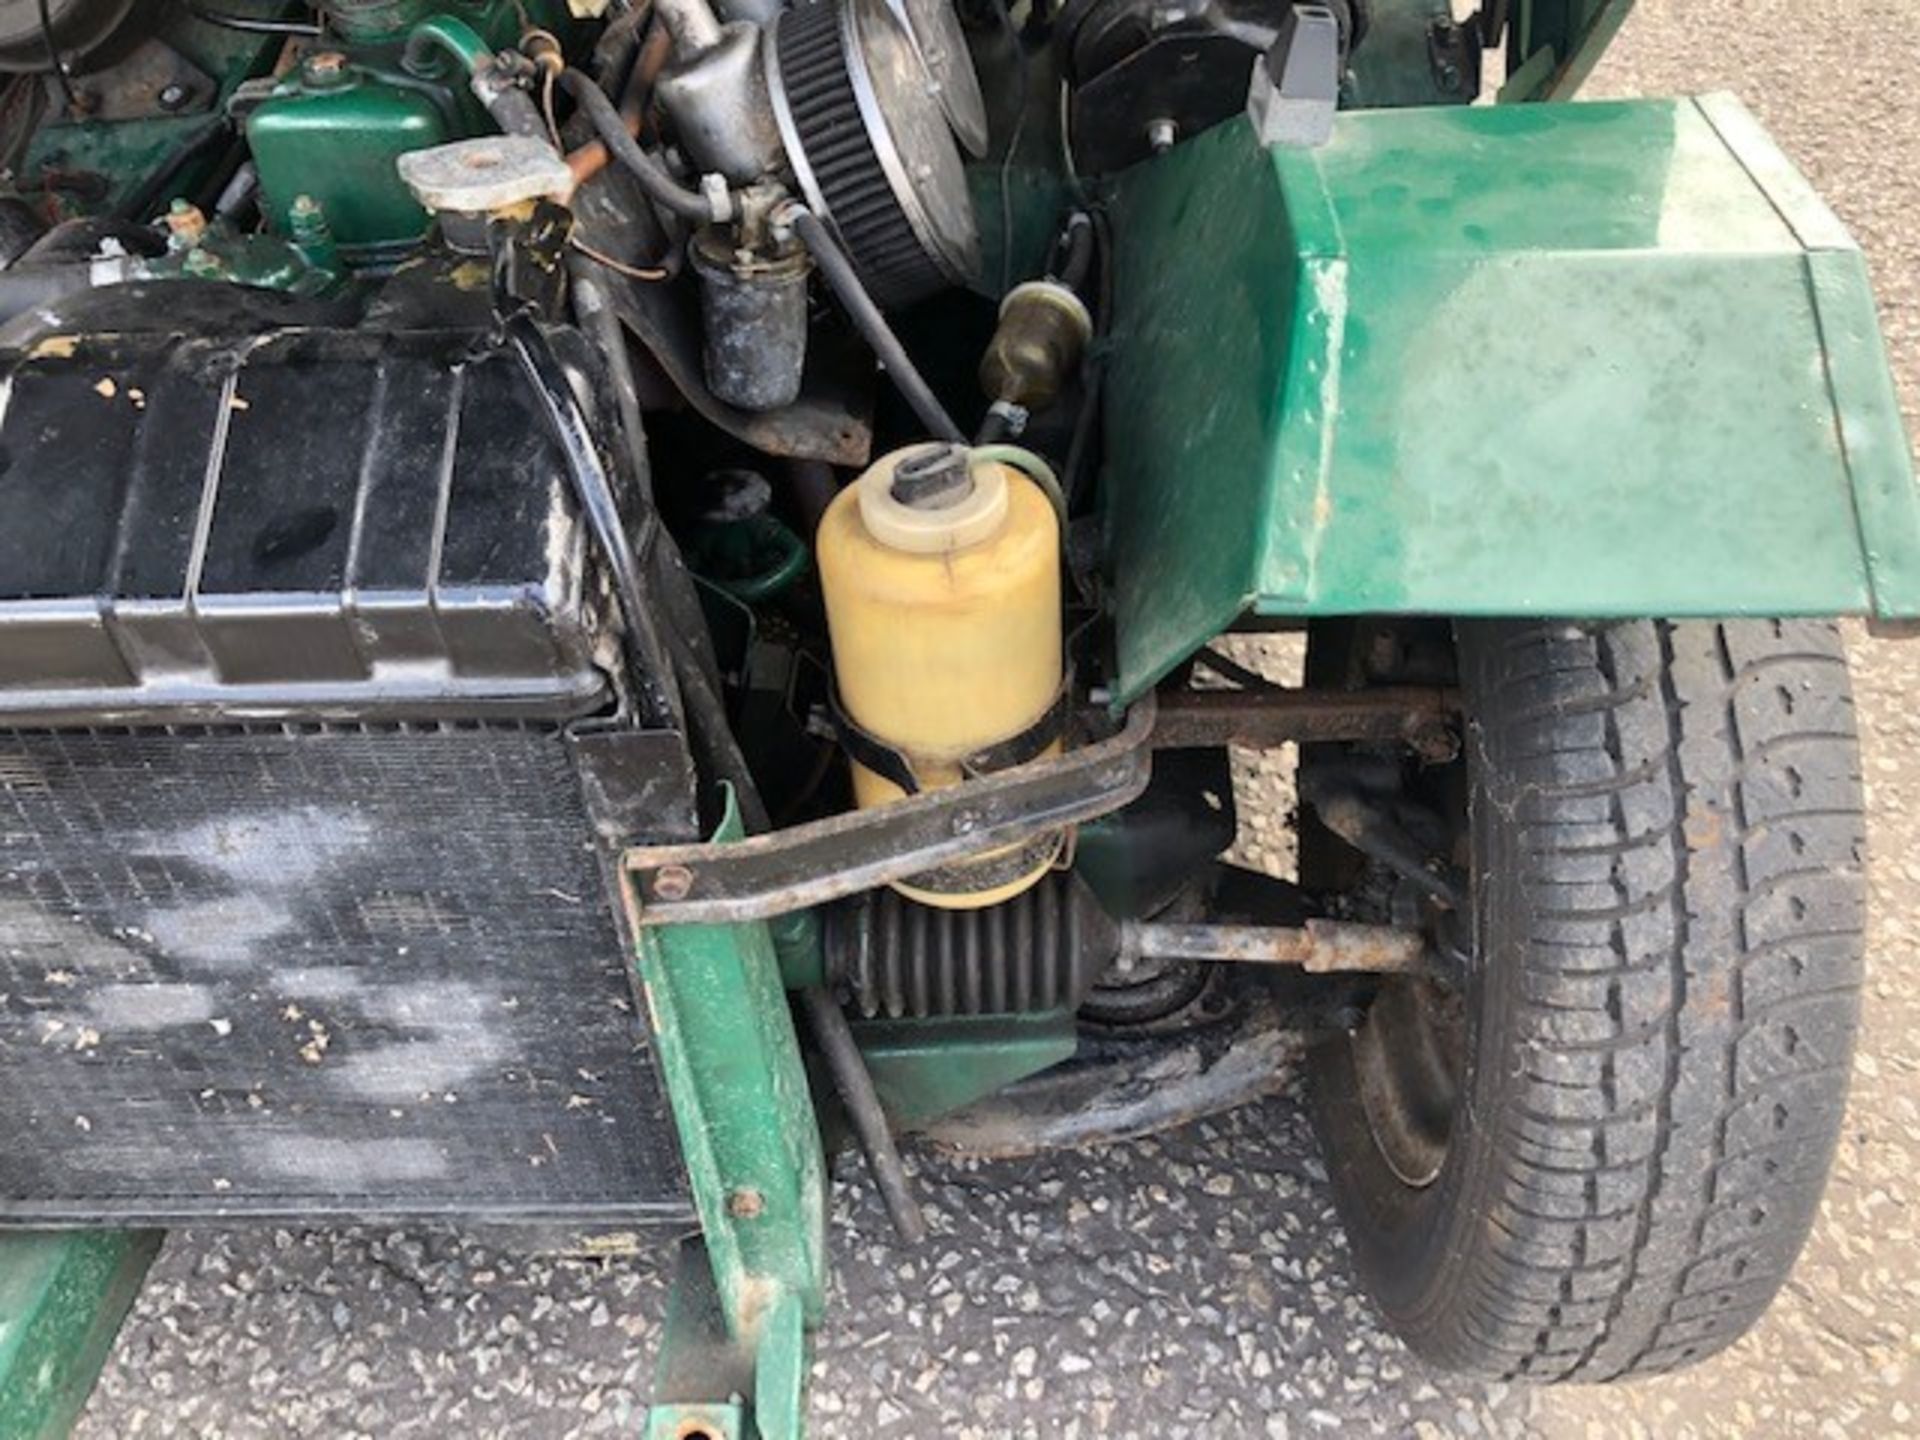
[624,696,1156,926]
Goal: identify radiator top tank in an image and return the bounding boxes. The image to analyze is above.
[817,442,1064,909]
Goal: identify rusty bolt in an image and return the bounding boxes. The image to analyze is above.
[165,198,208,247]
[725,1188,764,1219]
[303,50,349,84]
[651,864,695,901]
[1407,721,1460,766]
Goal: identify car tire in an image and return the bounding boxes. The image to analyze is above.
[1308,618,1865,1381]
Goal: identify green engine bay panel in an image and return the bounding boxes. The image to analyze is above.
[1102,94,1920,702]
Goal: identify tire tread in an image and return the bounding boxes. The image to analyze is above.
[1443,619,1862,1381]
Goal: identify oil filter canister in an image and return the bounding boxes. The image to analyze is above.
[691,225,811,411]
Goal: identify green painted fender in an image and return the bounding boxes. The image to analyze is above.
[1102,95,1920,702]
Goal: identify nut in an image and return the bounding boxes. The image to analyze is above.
[652,864,695,901]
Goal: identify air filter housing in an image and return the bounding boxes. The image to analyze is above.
[768,0,980,308]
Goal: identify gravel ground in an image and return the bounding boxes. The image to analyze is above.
[72,3,1920,1436]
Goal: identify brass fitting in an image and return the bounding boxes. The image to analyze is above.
[978,279,1094,413]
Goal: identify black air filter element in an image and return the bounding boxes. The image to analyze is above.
[769,0,979,309]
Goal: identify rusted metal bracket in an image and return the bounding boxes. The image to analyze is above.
[1150,685,1459,758]
[623,698,1156,926]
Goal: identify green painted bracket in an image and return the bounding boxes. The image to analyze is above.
[1103,95,1920,702]
[626,792,826,1439]
[647,1240,807,1440]
[0,1231,159,1440]
[855,1012,1079,1132]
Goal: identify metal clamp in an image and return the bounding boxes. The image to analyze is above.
[624,696,1156,925]
[829,669,1076,796]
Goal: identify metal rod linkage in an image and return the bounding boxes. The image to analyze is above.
[1123,918,1429,974]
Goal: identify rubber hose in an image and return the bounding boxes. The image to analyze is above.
[185,2,322,36]
[787,206,964,444]
[1053,210,1094,292]
[559,68,712,222]
[0,264,92,325]
[800,986,927,1244]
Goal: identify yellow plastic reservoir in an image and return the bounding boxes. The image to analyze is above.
[817,443,1064,909]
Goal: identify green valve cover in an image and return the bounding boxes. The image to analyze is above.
[247,67,460,259]
[1102,95,1920,702]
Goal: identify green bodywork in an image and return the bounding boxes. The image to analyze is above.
[18,7,290,223]
[17,1,1920,1436]
[0,1233,158,1440]
[628,797,827,1440]
[855,1012,1080,1131]
[1101,94,1920,701]
[647,1241,808,1440]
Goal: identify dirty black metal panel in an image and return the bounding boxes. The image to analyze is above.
[0,725,695,1228]
[0,326,610,726]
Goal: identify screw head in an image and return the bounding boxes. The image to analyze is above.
[157,82,190,111]
[652,865,695,901]
[725,1188,764,1219]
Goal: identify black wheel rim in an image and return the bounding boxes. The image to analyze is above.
[1348,974,1465,1187]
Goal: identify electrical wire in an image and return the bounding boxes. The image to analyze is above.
[993,0,1030,294]
[503,308,681,730]
[566,256,764,831]
[34,0,76,111]
[569,234,668,282]
[540,63,561,147]
[184,2,323,36]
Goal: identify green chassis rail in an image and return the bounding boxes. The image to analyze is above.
[0,1233,159,1440]
[10,69,1920,1440]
